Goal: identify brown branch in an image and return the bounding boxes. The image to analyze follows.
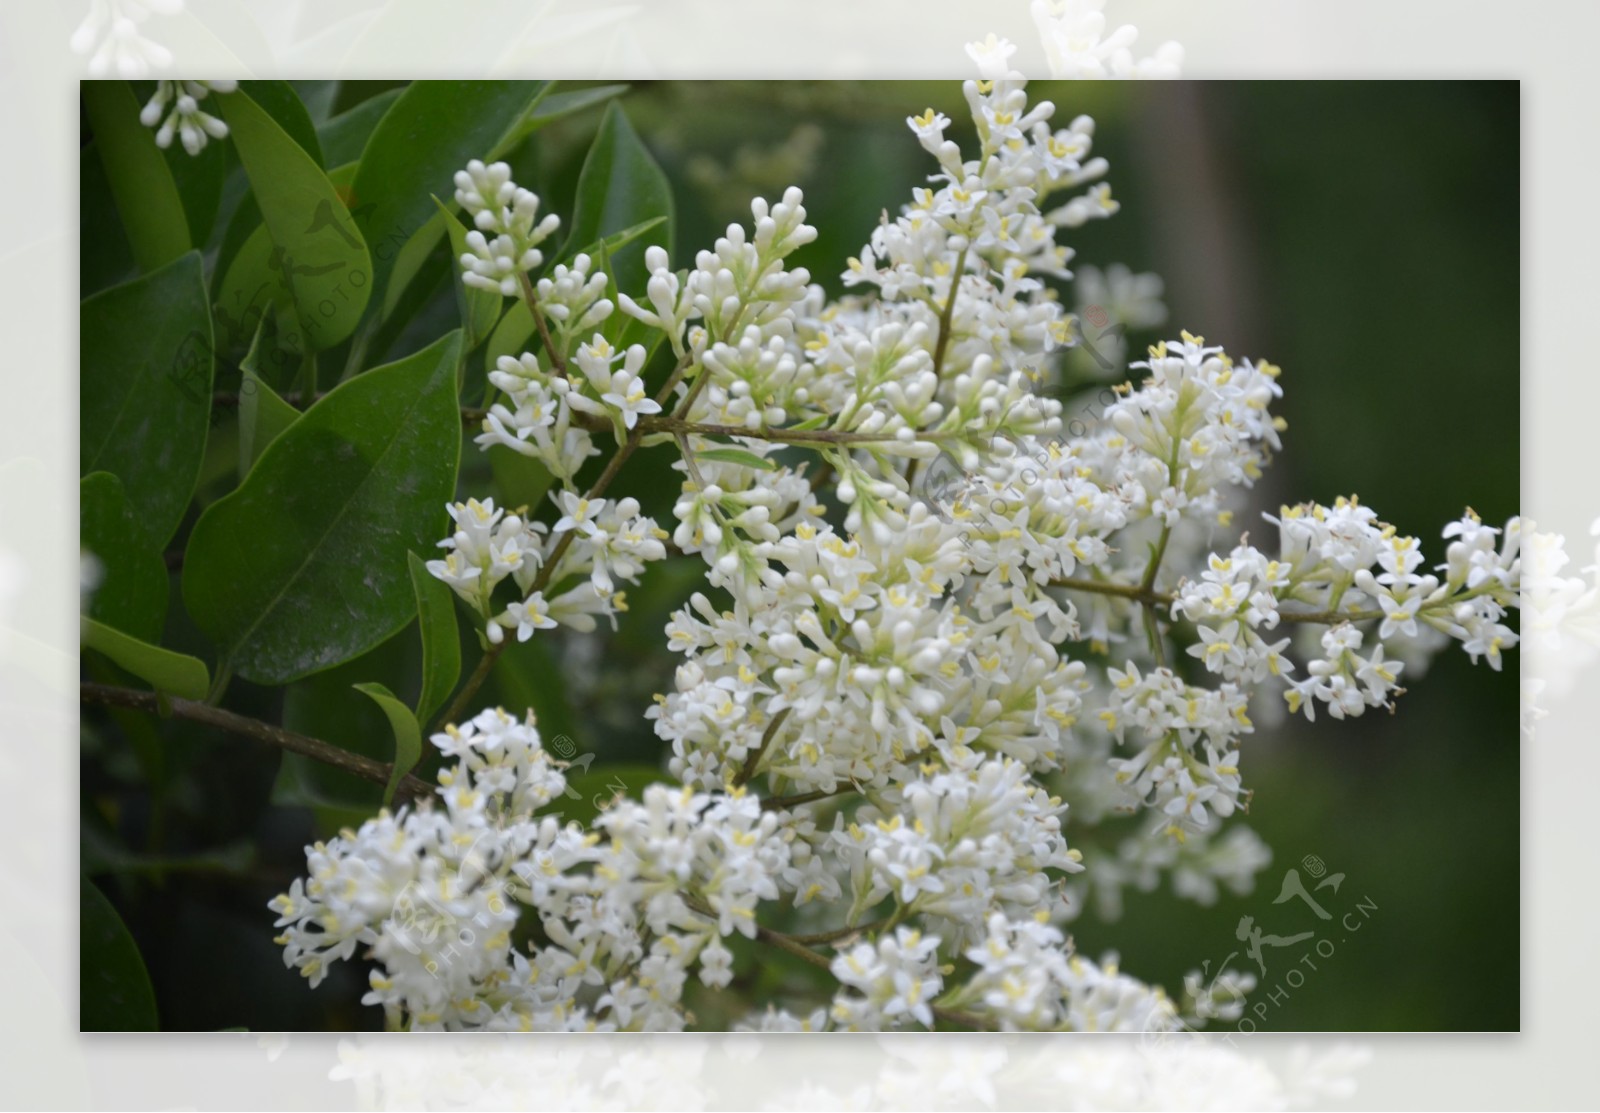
[519,272,568,378]
[80,682,433,805]
[787,918,890,945]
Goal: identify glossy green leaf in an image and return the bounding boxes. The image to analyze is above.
[565,103,674,293]
[236,320,301,476]
[80,877,158,1031]
[483,216,667,373]
[379,210,446,322]
[317,87,403,168]
[216,164,360,376]
[83,618,210,701]
[516,83,630,137]
[351,81,548,311]
[215,222,287,361]
[238,80,324,165]
[353,681,423,806]
[80,251,213,551]
[432,196,504,350]
[217,88,371,350]
[80,472,168,644]
[408,551,460,726]
[82,82,191,272]
[182,332,463,684]
[695,448,778,471]
[160,124,227,247]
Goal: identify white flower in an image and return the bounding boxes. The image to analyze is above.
[495,594,557,643]
[454,160,560,297]
[1028,0,1184,80]
[139,79,236,155]
[72,0,183,78]
[831,927,943,1029]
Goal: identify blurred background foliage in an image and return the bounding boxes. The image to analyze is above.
[80,79,1517,1032]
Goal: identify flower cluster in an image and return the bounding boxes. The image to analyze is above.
[455,159,562,297]
[73,0,184,79]
[427,494,667,643]
[139,79,236,155]
[1520,518,1600,735]
[277,68,1519,1032]
[1024,1,1184,80]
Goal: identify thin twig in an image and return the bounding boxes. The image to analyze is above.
[735,707,790,787]
[681,894,996,1030]
[80,682,432,805]
[429,381,656,732]
[787,918,890,945]
[519,272,567,378]
[1047,576,1386,627]
[761,786,857,812]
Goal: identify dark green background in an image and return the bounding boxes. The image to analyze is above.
[80,80,1518,1032]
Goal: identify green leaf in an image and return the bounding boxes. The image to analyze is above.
[483,216,668,373]
[82,82,191,272]
[236,319,302,476]
[238,80,324,165]
[82,618,210,701]
[80,473,168,644]
[514,83,630,138]
[695,447,778,471]
[317,87,403,168]
[432,196,504,349]
[215,165,360,377]
[217,88,371,350]
[80,877,158,1031]
[80,251,213,551]
[80,139,136,295]
[353,681,423,806]
[408,552,460,726]
[274,634,413,814]
[789,414,831,432]
[351,81,548,312]
[160,124,227,247]
[565,103,674,293]
[182,331,463,684]
[379,210,447,322]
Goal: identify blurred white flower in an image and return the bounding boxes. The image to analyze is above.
[1030,0,1184,79]
[71,0,183,77]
